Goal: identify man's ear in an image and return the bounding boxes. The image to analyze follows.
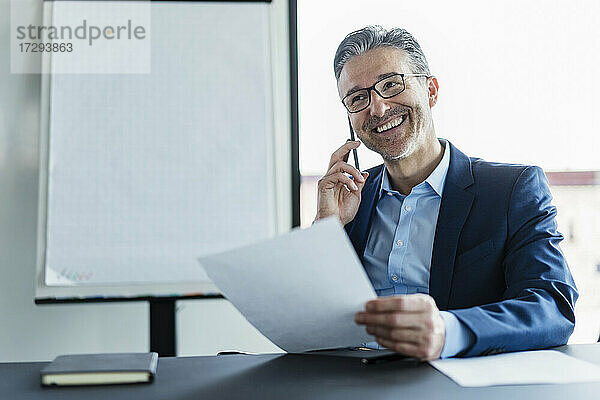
[427,76,439,108]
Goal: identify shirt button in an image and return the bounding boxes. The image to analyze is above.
[396,240,403,247]
[391,274,398,281]
[405,205,412,211]
[387,192,394,197]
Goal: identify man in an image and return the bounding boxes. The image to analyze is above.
[315,26,578,360]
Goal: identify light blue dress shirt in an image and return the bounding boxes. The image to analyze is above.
[361,140,474,358]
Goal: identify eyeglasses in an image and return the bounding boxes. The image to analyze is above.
[341,73,429,113]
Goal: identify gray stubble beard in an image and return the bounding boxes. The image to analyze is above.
[359,122,421,161]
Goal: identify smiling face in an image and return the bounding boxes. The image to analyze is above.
[337,46,437,161]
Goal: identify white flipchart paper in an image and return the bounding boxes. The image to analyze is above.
[43,3,275,286]
[198,217,377,353]
[430,350,600,387]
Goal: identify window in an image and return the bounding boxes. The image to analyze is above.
[298,0,600,343]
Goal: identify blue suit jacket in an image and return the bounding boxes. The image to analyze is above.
[344,140,578,357]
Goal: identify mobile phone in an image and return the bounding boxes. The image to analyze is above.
[347,116,361,171]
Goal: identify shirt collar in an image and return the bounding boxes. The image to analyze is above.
[379,139,450,198]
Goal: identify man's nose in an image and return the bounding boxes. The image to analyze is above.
[368,91,390,118]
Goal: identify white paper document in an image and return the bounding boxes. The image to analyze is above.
[198,217,377,352]
[430,350,600,387]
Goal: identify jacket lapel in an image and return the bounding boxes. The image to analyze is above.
[346,165,383,263]
[429,142,475,310]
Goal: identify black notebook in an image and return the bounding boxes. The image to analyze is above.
[41,352,158,386]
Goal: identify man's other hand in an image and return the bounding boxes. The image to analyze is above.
[315,141,368,226]
[355,294,446,361]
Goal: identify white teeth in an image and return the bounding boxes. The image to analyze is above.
[376,116,404,133]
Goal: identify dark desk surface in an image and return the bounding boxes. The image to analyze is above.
[2,344,600,400]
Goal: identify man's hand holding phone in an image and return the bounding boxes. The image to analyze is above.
[315,141,369,225]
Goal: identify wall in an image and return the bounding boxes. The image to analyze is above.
[0,0,283,362]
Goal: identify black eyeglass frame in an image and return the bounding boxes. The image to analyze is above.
[341,73,430,113]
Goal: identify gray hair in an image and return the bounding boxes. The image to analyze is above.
[333,25,431,80]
